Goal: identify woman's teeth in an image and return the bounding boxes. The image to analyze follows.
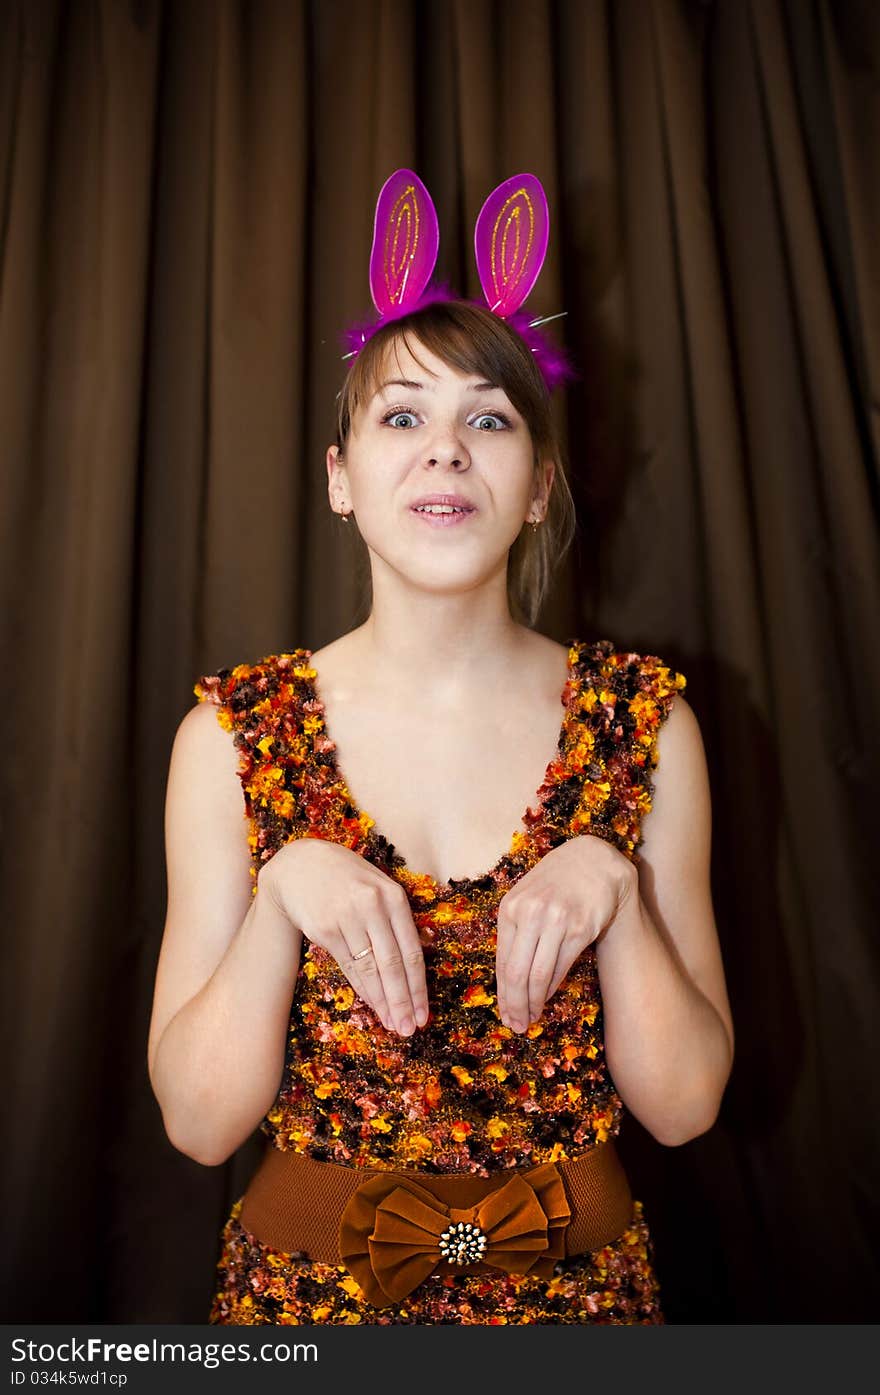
[415,504,469,514]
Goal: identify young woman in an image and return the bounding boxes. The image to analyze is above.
[148,175,733,1325]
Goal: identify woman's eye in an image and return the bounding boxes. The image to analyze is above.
[472,413,511,431]
[382,409,419,429]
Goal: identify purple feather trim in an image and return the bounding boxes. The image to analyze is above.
[339,288,577,393]
[340,282,459,358]
[505,309,578,392]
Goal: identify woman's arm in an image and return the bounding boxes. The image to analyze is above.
[148,702,303,1167]
[596,695,734,1145]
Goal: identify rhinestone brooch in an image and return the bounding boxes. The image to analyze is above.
[437,1220,488,1265]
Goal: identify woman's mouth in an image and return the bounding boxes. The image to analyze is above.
[410,497,477,527]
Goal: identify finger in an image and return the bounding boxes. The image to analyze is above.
[338,931,393,1029]
[386,887,429,1027]
[359,915,417,1036]
[345,883,398,1024]
[546,942,574,1003]
[494,898,521,1025]
[527,928,565,1023]
[498,922,541,1032]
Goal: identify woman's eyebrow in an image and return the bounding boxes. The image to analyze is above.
[373,376,423,393]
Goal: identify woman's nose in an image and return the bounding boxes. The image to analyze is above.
[424,423,471,471]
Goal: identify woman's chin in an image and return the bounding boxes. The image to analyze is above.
[380,556,506,599]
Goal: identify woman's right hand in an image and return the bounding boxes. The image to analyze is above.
[259,838,428,1037]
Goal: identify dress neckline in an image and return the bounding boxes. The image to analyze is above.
[299,645,579,896]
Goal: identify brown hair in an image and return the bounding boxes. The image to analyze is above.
[334,299,576,626]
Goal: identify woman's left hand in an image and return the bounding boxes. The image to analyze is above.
[495,835,637,1033]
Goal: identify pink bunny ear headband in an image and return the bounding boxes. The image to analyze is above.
[341,168,576,393]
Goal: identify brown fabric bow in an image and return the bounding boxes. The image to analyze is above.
[338,1162,571,1307]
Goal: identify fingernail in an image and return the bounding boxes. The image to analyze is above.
[511,1019,526,1034]
[400,1016,414,1035]
[416,1009,428,1027]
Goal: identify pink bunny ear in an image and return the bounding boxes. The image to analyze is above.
[369,168,440,317]
[474,174,549,317]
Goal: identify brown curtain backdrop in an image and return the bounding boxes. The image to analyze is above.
[1,0,877,1323]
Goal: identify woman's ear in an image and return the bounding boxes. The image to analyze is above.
[532,458,556,520]
[326,444,350,513]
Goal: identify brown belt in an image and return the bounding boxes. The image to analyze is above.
[239,1140,633,1308]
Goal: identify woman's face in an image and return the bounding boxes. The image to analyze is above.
[326,335,552,601]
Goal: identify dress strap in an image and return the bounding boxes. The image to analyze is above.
[193,650,316,894]
[553,640,687,858]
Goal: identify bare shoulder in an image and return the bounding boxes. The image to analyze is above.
[516,628,570,694]
[149,699,254,1083]
[635,694,711,887]
[525,632,569,664]
[165,698,251,884]
[173,698,243,789]
[636,694,734,1054]
[642,694,709,863]
[164,700,252,918]
[308,634,350,668]
[309,630,365,694]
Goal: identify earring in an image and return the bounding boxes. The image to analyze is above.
[530,517,542,533]
[340,511,351,524]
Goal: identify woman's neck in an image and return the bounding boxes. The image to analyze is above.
[350,573,530,696]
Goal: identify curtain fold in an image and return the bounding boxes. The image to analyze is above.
[1,0,877,1322]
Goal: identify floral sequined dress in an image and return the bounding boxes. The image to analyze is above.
[193,638,686,1325]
